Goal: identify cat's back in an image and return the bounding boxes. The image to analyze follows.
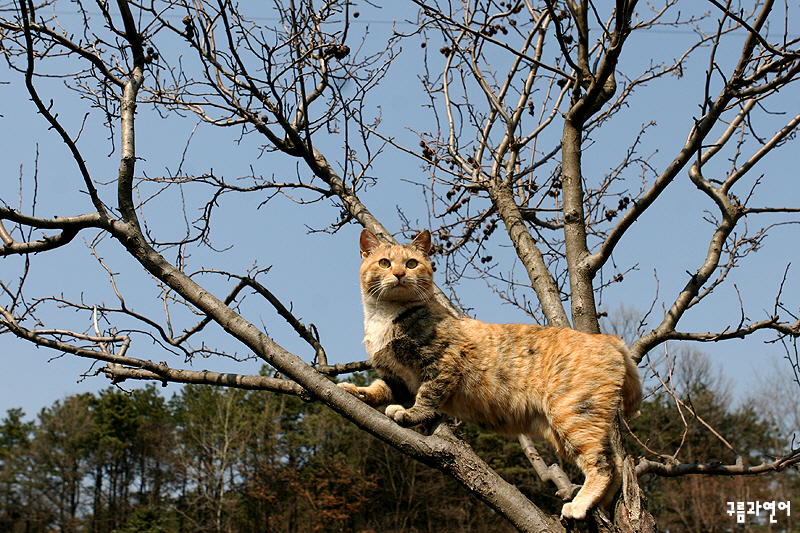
[442,321,634,435]
[459,321,628,375]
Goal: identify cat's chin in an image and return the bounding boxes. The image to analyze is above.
[367,285,428,304]
[381,292,420,303]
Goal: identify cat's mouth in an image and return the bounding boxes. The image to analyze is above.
[386,279,411,292]
[376,279,420,300]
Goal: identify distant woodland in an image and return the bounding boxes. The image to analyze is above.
[0,357,797,533]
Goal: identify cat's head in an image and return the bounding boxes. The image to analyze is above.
[359,229,434,303]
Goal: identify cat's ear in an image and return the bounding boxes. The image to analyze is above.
[409,230,432,256]
[360,229,382,258]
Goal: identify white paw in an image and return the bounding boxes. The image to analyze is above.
[337,382,356,392]
[338,382,365,400]
[385,404,406,422]
[560,502,588,521]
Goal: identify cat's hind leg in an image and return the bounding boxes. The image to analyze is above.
[560,445,618,521]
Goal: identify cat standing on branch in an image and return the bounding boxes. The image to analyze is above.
[340,229,642,521]
[2,0,800,530]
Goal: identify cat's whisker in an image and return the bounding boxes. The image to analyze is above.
[367,280,385,299]
[410,283,431,303]
[369,282,392,306]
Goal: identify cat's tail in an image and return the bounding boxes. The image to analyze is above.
[618,341,642,419]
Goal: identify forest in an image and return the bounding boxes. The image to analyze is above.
[1,355,797,533]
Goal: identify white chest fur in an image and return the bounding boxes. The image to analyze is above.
[361,297,422,392]
[362,298,401,354]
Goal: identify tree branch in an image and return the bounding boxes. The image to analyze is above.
[518,434,579,501]
[17,0,108,218]
[0,209,103,256]
[103,364,312,399]
[637,446,800,477]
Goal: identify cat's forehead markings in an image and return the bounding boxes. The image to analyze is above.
[382,244,410,256]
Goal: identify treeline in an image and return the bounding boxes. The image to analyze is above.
[0,364,796,533]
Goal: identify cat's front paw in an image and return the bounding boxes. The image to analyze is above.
[338,382,367,401]
[385,404,409,424]
[560,502,588,521]
[385,405,434,426]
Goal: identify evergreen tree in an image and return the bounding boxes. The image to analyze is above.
[0,409,34,532]
[29,394,94,533]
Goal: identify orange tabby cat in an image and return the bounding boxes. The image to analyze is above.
[339,229,642,520]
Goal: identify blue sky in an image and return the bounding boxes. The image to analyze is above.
[1,1,799,420]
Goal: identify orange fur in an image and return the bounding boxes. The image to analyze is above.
[339,229,642,520]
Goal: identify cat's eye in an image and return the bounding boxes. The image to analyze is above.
[406,259,419,269]
[378,258,391,268]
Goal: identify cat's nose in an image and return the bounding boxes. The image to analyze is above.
[394,272,405,280]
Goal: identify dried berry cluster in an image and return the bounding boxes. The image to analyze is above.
[482,23,509,37]
[322,44,350,60]
[144,46,159,64]
[182,15,194,41]
[420,141,436,161]
[604,196,631,222]
[547,177,562,197]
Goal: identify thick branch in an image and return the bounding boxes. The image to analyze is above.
[116,22,145,226]
[317,360,372,376]
[0,226,78,255]
[0,209,102,256]
[559,1,635,332]
[490,182,570,327]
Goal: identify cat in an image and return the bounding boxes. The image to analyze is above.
[338,229,642,521]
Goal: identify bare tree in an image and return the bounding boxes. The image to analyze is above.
[2,0,800,531]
